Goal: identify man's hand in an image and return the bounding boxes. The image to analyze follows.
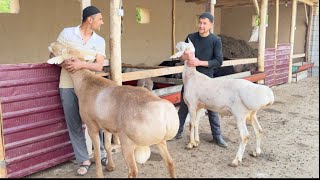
[187,57,201,67]
[181,50,195,61]
[62,58,84,73]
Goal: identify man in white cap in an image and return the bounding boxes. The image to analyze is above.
[49,5,107,176]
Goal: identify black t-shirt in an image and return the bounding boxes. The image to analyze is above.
[185,32,223,78]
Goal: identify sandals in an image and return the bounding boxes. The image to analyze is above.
[101,157,108,166]
[77,163,91,176]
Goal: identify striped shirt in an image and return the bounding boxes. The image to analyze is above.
[57,25,106,88]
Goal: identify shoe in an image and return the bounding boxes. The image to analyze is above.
[174,133,182,139]
[77,163,91,176]
[101,157,108,166]
[213,135,228,148]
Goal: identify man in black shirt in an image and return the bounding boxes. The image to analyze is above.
[174,12,227,148]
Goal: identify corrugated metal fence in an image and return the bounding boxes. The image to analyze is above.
[0,63,74,178]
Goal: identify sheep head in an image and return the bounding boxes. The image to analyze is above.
[47,41,96,64]
[170,38,195,59]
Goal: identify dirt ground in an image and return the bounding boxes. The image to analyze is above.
[27,77,319,178]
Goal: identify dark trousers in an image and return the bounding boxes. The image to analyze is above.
[177,86,222,137]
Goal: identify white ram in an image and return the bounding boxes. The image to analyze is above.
[170,39,274,167]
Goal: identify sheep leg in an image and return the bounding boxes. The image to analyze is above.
[249,112,263,157]
[120,135,138,178]
[113,134,121,145]
[194,109,203,147]
[88,129,104,177]
[156,141,176,178]
[187,109,197,149]
[103,131,116,172]
[229,116,249,167]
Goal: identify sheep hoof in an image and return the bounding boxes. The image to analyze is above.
[194,141,199,147]
[106,165,115,172]
[228,160,239,167]
[249,151,257,157]
[186,143,193,149]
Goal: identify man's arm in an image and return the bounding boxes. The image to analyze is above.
[63,54,104,73]
[188,37,223,68]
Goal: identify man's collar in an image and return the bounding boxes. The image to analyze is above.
[75,25,97,40]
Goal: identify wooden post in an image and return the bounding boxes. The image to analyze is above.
[110,0,122,145]
[252,0,260,15]
[172,0,176,55]
[0,103,7,178]
[305,6,314,62]
[289,0,298,83]
[258,0,268,73]
[274,0,279,49]
[80,0,95,159]
[110,0,122,86]
[210,0,216,33]
[80,0,91,22]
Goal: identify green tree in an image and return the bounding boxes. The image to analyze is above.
[136,8,141,23]
[0,0,10,13]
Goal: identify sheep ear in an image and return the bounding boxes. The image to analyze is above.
[170,51,184,59]
[47,56,64,64]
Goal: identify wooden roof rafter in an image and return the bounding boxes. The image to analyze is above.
[185,0,318,8]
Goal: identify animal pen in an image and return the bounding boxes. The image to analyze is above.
[0,0,318,178]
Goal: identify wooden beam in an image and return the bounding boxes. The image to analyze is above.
[298,0,315,6]
[252,0,260,15]
[289,0,298,83]
[0,102,7,178]
[258,0,268,73]
[305,6,314,62]
[222,58,258,66]
[153,85,183,97]
[122,66,184,82]
[275,0,279,48]
[110,0,122,85]
[293,53,306,59]
[210,0,216,33]
[172,0,176,55]
[122,64,166,69]
[120,58,258,82]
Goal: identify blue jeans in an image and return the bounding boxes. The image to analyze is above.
[59,88,105,164]
[177,86,222,137]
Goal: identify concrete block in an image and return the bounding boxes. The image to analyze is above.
[292,70,309,82]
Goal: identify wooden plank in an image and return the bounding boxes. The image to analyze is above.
[289,0,298,83]
[122,64,165,69]
[298,0,315,6]
[110,0,122,85]
[215,71,252,79]
[292,53,306,59]
[222,58,257,66]
[120,58,258,82]
[122,66,184,82]
[153,85,183,97]
[0,102,7,178]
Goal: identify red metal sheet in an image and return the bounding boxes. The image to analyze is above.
[0,63,74,178]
